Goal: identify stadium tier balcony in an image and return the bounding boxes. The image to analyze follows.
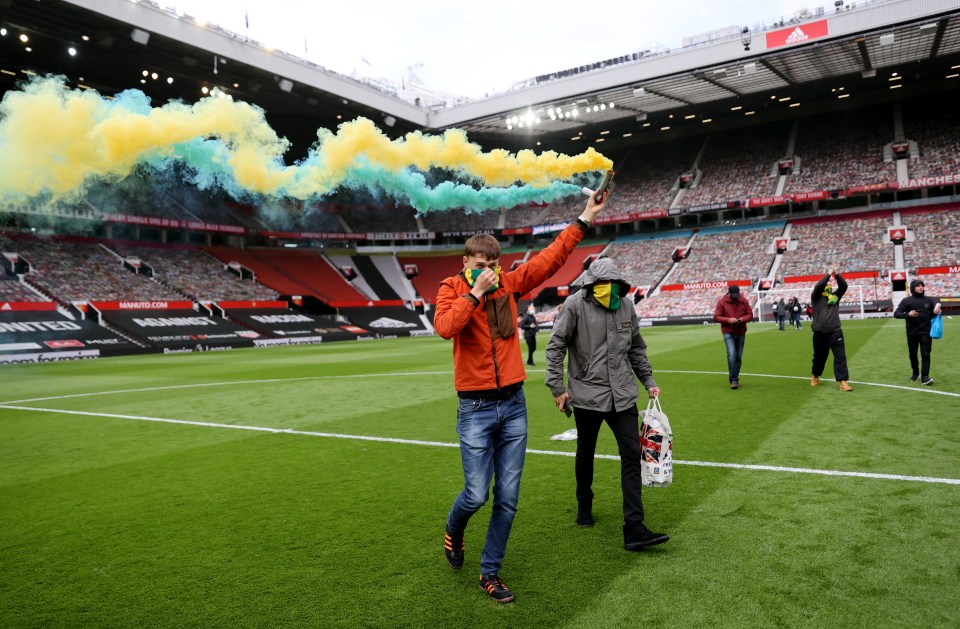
[206,247,368,303]
[0,278,45,302]
[339,204,419,233]
[903,100,960,181]
[669,227,780,283]
[679,124,788,207]
[112,244,279,302]
[785,108,896,193]
[605,235,689,289]
[636,288,757,318]
[902,209,960,270]
[397,251,526,305]
[915,273,960,296]
[778,214,894,277]
[14,239,184,303]
[419,208,500,232]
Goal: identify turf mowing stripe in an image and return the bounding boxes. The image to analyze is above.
[2,370,956,406]
[2,403,958,486]
[0,371,455,405]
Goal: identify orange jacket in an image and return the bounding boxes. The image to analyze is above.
[434,222,587,392]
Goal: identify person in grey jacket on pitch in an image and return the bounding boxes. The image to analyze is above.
[545,257,669,551]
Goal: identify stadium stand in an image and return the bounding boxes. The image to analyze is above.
[0,278,46,302]
[419,208,501,232]
[669,225,782,283]
[605,234,690,290]
[111,244,279,302]
[901,207,960,269]
[636,287,757,318]
[680,123,789,206]
[398,251,526,305]
[785,107,897,193]
[205,247,368,303]
[903,100,960,180]
[13,238,183,303]
[778,212,894,277]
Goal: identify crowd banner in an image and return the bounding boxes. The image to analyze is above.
[0,310,140,362]
[225,308,359,343]
[100,309,261,352]
[337,306,430,338]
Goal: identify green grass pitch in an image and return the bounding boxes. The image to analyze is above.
[1,318,958,627]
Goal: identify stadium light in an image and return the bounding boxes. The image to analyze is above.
[278,79,293,92]
[68,47,77,56]
[0,28,7,37]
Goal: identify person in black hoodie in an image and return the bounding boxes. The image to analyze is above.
[810,267,853,391]
[519,305,539,366]
[893,279,942,385]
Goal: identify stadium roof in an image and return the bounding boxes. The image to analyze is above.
[2,0,960,157]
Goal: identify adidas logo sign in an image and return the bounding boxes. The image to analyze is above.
[369,317,416,329]
[0,302,11,311]
[785,27,808,44]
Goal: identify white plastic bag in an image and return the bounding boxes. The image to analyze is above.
[640,396,673,488]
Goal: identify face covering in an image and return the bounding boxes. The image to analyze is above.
[592,282,621,311]
[822,285,839,305]
[465,267,500,294]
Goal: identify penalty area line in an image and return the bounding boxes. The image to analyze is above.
[1,403,958,486]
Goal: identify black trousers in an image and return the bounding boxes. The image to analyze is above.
[907,334,932,379]
[524,333,536,363]
[812,328,849,381]
[573,405,644,524]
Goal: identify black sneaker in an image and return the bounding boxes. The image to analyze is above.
[576,511,595,528]
[922,377,935,386]
[444,529,464,570]
[910,374,919,382]
[479,574,515,603]
[623,521,670,551]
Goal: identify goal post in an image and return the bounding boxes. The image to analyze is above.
[753,285,866,323]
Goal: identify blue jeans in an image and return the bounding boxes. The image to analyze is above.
[723,333,745,382]
[446,388,527,577]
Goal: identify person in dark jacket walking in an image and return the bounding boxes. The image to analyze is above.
[519,305,539,366]
[810,268,853,391]
[713,285,754,389]
[775,298,787,331]
[893,279,942,385]
[789,296,803,329]
[545,257,669,551]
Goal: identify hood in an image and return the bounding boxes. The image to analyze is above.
[910,279,924,297]
[579,257,631,292]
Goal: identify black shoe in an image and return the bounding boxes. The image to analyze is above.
[444,528,464,570]
[576,511,594,528]
[526,361,535,366]
[730,379,739,390]
[623,521,669,550]
[910,374,919,382]
[922,377,934,386]
[479,574,515,603]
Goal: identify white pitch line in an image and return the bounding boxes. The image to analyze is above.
[0,371,454,405]
[1,403,958,486]
[3,369,957,406]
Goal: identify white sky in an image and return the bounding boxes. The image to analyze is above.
[173,0,838,98]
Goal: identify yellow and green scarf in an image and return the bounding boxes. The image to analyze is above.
[465,267,500,294]
[822,285,839,305]
[593,282,621,311]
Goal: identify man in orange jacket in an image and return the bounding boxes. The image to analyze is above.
[435,192,606,603]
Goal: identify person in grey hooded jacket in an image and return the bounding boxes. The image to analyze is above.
[545,257,669,551]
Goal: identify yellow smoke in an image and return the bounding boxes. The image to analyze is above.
[0,78,612,201]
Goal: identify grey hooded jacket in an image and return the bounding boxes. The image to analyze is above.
[545,257,657,412]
